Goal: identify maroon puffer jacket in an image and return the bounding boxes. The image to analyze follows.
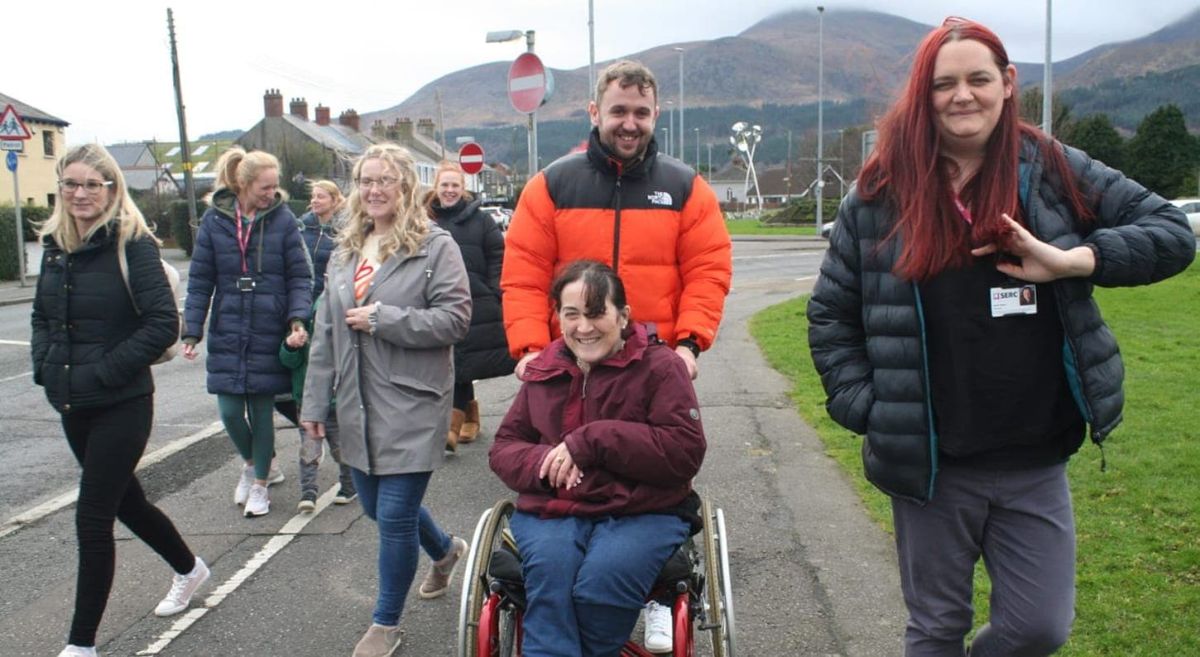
[489,323,706,521]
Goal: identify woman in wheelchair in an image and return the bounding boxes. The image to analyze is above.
[488,260,707,657]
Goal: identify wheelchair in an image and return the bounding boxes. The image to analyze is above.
[457,498,736,657]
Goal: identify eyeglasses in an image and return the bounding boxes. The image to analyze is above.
[356,176,399,190]
[59,179,114,194]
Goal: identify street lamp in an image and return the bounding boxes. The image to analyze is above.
[1043,0,1053,136]
[815,6,825,230]
[694,127,700,173]
[665,100,674,157]
[674,47,685,166]
[486,29,539,176]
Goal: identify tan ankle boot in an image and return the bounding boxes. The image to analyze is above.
[459,400,481,443]
[447,409,465,452]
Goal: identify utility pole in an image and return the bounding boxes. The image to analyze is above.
[1042,0,1054,137]
[816,6,825,230]
[674,47,685,166]
[167,8,198,232]
[588,0,596,102]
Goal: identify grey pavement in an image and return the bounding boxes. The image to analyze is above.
[0,235,908,656]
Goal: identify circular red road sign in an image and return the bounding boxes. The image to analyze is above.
[507,52,547,114]
[458,142,485,175]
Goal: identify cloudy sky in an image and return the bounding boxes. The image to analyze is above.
[7,0,1197,145]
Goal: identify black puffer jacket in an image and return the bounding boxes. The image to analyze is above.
[430,198,516,381]
[31,225,179,413]
[807,138,1196,502]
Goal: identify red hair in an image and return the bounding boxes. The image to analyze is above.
[858,18,1092,281]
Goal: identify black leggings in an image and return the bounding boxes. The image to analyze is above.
[453,381,475,411]
[62,395,195,647]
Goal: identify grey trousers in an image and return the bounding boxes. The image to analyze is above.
[297,412,355,497]
[892,461,1075,657]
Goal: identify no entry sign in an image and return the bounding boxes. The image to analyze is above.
[507,52,547,114]
[458,142,485,175]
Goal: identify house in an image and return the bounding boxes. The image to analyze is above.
[107,142,179,195]
[0,92,69,207]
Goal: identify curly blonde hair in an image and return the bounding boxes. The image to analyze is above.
[336,143,430,263]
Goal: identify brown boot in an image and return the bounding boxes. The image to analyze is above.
[447,409,465,453]
[459,400,481,443]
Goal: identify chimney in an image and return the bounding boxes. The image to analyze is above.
[289,97,309,121]
[395,117,414,141]
[416,118,436,139]
[263,88,283,118]
[338,109,360,132]
[314,104,330,126]
[371,120,386,140]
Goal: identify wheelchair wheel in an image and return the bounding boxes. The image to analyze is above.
[701,499,737,657]
[457,499,515,657]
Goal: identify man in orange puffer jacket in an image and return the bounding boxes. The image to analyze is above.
[502,59,732,382]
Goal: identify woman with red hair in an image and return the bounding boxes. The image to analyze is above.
[807,17,1194,656]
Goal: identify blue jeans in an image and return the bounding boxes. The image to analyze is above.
[510,512,690,657]
[351,469,453,626]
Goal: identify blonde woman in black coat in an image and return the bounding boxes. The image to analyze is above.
[32,144,209,657]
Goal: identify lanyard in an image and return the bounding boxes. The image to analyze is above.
[952,193,974,225]
[234,205,254,273]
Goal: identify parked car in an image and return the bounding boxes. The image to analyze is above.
[481,205,511,231]
[821,221,836,239]
[1169,198,1200,237]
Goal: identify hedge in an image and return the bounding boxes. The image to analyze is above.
[761,198,844,226]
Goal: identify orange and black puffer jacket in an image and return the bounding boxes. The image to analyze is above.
[501,129,732,359]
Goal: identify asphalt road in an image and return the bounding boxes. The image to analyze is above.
[0,237,907,657]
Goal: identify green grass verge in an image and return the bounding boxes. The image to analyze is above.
[724,219,817,236]
[748,262,1200,656]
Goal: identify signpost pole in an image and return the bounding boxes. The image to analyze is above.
[11,165,26,287]
[526,32,538,177]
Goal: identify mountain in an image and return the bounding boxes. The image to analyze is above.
[360,9,1200,167]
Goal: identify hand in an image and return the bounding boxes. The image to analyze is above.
[674,346,699,380]
[286,325,308,348]
[538,442,584,489]
[515,351,540,381]
[182,343,198,361]
[345,305,374,333]
[971,214,1096,282]
[301,421,325,439]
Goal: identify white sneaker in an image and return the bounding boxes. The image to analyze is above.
[266,461,285,486]
[643,600,673,653]
[57,646,98,657]
[233,465,254,506]
[154,557,210,617]
[244,484,270,517]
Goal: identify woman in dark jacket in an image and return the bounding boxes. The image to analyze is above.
[424,161,514,451]
[298,179,344,301]
[806,18,1196,657]
[489,261,706,657]
[182,146,312,518]
[33,144,209,657]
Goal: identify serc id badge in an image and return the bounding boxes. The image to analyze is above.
[990,284,1037,317]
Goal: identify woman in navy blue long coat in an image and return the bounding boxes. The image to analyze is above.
[182,147,312,518]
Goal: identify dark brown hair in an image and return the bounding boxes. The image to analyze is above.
[550,260,628,318]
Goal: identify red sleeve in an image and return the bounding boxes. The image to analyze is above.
[501,173,558,359]
[673,175,732,350]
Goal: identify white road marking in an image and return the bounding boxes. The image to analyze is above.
[0,371,31,383]
[0,339,31,346]
[0,421,225,540]
[136,485,339,655]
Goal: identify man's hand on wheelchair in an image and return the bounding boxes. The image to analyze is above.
[540,442,585,490]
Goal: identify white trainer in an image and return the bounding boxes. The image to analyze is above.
[57,646,98,657]
[643,600,673,653]
[233,465,254,506]
[244,483,270,517]
[154,557,210,617]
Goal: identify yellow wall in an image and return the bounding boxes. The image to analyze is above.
[0,120,66,208]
